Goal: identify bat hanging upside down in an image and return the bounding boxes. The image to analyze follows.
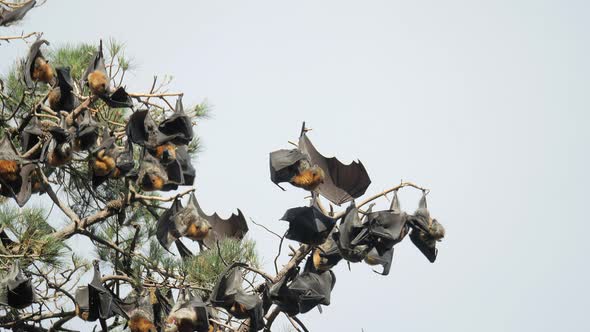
[32,56,54,84]
[289,159,325,191]
[92,150,116,177]
[154,143,177,164]
[87,69,108,96]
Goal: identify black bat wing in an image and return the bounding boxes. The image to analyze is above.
[23,37,48,88]
[20,116,43,154]
[364,247,394,276]
[88,264,128,320]
[269,148,306,185]
[158,96,194,145]
[55,67,78,112]
[0,0,36,26]
[210,263,242,308]
[281,205,336,245]
[176,146,195,186]
[125,110,150,146]
[174,239,194,258]
[409,228,437,263]
[0,263,35,309]
[156,198,184,251]
[298,132,371,205]
[288,267,335,314]
[101,86,133,108]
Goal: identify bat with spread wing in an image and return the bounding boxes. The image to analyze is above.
[269,123,371,205]
[0,262,35,309]
[0,0,36,26]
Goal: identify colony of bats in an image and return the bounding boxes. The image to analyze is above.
[0,3,446,331]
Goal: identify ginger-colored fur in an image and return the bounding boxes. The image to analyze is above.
[48,87,61,111]
[32,57,53,84]
[0,160,19,183]
[129,316,157,332]
[290,167,325,191]
[88,70,108,95]
[185,223,210,241]
[312,248,328,271]
[155,144,177,161]
[93,150,116,176]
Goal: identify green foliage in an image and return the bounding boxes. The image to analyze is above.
[47,43,96,82]
[183,237,259,287]
[0,205,65,267]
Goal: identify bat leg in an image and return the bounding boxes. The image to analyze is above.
[99,318,107,332]
[274,182,286,191]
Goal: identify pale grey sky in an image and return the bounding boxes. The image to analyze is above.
[1,0,589,331]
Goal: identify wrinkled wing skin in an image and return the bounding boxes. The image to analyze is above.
[0,0,36,26]
[269,149,306,184]
[15,164,36,207]
[55,67,78,111]
[298,133,371,205]
[88,266,128,320]
[125,110,149,146]
[190,195,248,249]
[20,116,43,155]
[288,269,335,314]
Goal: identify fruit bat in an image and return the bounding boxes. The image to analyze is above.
[210,263,264,332]
[20,116,44,158]
[82,41,133,108]
[164,289,209,332]
[126,109,180,165]
[48,67,78,112]
[75,261,128,329]
[90,129,117,187]
[44,119,73,167]
[76,109,98,151]
[23,37,54,88]
[280,204,336,246]
[311,231,342,272]
[0,136,24,200]
[332,201,372,262]
[408,193,445,263]
[0,262,35,309]
[269,123,371,205]
[189,193,248,251]
[356,191,409,256]
[297,124,371,205]
[0,0,36,26]
[113,140,135,178]
[121,289,158,332]
[269,148,324,192]
[159,96,194,146]
[269,259,336,315]
[133,151,183,192]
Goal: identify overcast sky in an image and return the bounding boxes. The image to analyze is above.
[2,0,589,331]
